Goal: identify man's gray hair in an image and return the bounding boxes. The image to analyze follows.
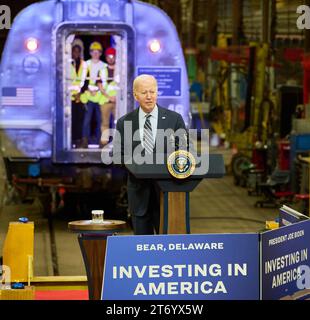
[133,74,157,93]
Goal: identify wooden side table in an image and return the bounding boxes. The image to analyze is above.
[68,220,126,300]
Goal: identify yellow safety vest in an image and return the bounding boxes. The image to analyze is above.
[98,67,119,104]
[69,59,85,101]
[80,62,103,104]
[80,63,119,105]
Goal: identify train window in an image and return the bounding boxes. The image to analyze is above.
[63,32,127,150]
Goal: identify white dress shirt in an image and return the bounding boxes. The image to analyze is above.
[138,104,158,147]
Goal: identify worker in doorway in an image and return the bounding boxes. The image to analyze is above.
[80,42,108,148]
[99,47,120,147]
[69,44,87,148]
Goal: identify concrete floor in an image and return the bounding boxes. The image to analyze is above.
[0,174,278,277]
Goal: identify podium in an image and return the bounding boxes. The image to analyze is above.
[125,154,225,234]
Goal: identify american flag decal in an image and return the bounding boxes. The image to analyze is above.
[1,87,34,106]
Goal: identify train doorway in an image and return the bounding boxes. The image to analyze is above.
[54,23,134,163]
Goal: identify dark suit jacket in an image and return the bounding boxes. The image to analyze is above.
[113,106,187,217]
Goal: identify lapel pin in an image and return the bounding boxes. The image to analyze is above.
[162,116,166,119]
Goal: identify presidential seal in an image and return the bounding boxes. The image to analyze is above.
[167,150,196,179]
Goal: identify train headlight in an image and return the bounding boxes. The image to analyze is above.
[25,38,38,52]
[149,39,161,53]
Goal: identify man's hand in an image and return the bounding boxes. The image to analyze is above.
[75,93,81,103]
[100,89,109,98]
[97,83,108,97]
[109,96,116,103]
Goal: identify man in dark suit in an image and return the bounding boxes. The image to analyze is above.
[113,74,187,235]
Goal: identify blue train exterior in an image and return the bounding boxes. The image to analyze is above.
[0,0,189,210]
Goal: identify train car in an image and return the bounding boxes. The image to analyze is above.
[0,0,190,217]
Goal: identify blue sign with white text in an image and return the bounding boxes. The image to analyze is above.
[102,233,259,300]
[65,0,126,21]
[137,67,182,97]
[261,219,310,300]
[279,207,309,227]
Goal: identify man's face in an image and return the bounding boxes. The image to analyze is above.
[106,54,115,65]
[72,47,81,60]
[90,50,101,60]
[134,78,158,113]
